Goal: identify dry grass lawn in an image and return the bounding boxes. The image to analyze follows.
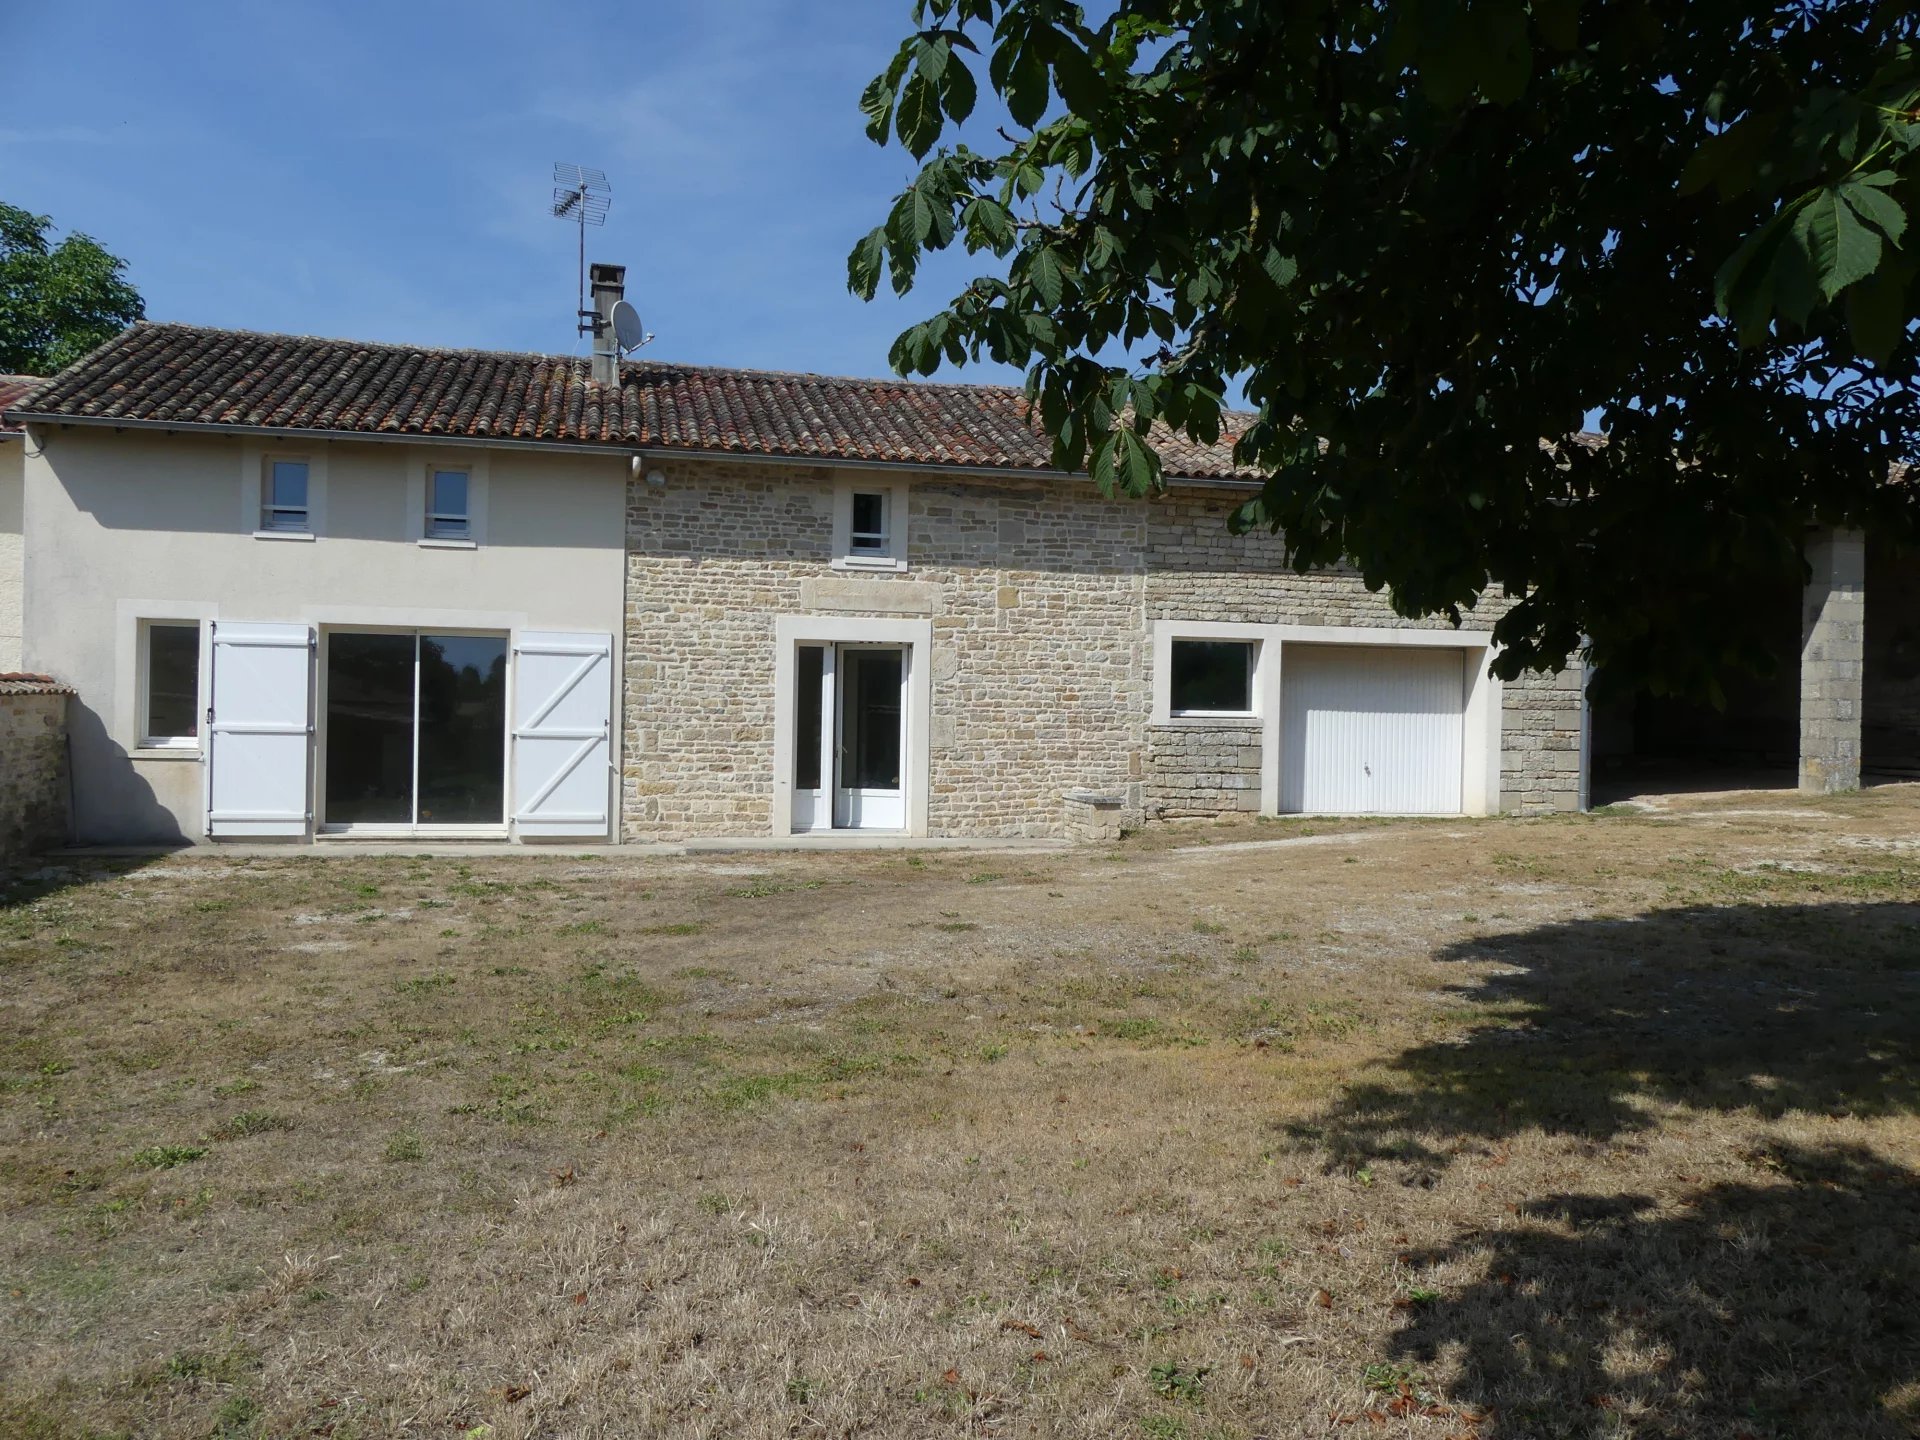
[3,788,1919,1439]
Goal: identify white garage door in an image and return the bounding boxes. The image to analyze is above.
[1280,645,1467,814]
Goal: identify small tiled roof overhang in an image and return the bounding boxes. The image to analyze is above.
[4,323,1260,482]
[0,673,74,696]
[0,375,42,436]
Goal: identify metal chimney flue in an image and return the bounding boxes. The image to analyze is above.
[589,262,625,386]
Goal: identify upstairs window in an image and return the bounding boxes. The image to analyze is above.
[1170,639,1255,715]
[426,467,470,539]
[142,622,201,747]
[849,490,888,554]
[832,479,909,570]
[261,459,310,532]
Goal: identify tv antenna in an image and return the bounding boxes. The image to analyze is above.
[552,162,610,339]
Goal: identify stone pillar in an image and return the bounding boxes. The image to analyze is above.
[1800,527,1866,794]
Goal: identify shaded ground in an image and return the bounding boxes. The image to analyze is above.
[2,789,1918,1438]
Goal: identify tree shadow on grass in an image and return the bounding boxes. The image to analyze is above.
[1316,901,1920,1165]
[1392,1140,1920,1438]
[0,854,161,913]
[1308,901,1920,1437]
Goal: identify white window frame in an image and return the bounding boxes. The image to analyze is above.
[830,476,909,572]
[260,456,312,533]
[1151,620,1281,814]
[425,467,471,539]
[138,620,205,750]
[115,600,217,760]
[240,442,326,540]
[406,452,489,549]
[1167,635,1261,719]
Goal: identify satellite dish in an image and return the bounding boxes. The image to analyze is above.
[610,299,647,354]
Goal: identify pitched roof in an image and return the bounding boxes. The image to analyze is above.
[0,375,42,436]
[5,323,1257,481]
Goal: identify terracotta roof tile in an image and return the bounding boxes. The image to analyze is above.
[0,673,73,696]
[0,375,43,435]
[5,323,1258,481]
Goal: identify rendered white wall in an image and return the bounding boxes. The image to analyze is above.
[0,439,23,673]
[22,427,628,843]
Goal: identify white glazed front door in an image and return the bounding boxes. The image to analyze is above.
[791,642,908,833]
[832,645,907,830]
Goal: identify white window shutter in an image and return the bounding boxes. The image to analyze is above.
[512,632,613,838]
[206,621,313,838]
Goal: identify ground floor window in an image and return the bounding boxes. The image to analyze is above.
[323,630,507,828]
[141,622,201,748]
[1170,638,1256,715]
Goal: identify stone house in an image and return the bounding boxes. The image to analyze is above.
[0,271,1690,847]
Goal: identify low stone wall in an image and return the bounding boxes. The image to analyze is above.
[1145,721,1264,819]
[1,682,71,863]
[1062,789,1129,843]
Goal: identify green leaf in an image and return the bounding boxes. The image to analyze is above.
[1840,173,1907,246]
[1845,259,1911,364]
[859,74,896,145]
[1479,4,1534,104]
[1532,0,1579,51]
[886,325,918,375]
[1188,393,1222,448]
[913,35,949,86]
[1420,30,1479,108]
[1048,34,1102,114]
[1677,111,1782,198]
[1027,245,1066,307]
[1114,427,1161,494]
[940,53,978,124]
[1797,185,1883,301]
[962,197,1015,253]
[1089,431,1118,489]
[1007,42,1050,129]
[896,72,944,158]
[847,227,887,299]
[887,186,929,252]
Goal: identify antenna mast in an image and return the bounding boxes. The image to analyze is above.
[551,163,611,339]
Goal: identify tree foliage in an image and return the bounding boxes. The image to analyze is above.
[0,203,144,377]
[851,1,1920,693]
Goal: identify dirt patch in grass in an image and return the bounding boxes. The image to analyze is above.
[3,790,1919,1436]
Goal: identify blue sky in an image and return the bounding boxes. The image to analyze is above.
[3,0,1024,383]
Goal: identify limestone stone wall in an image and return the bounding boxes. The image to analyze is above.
[1,689,70,861]
[1145,722,1264,819]
[622,463,1584,839]
[1062,790,1126,843]
[1497,666,1587,814]
[1801,527,1867,793]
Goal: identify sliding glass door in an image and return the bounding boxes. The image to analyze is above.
[323,631,507,831]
